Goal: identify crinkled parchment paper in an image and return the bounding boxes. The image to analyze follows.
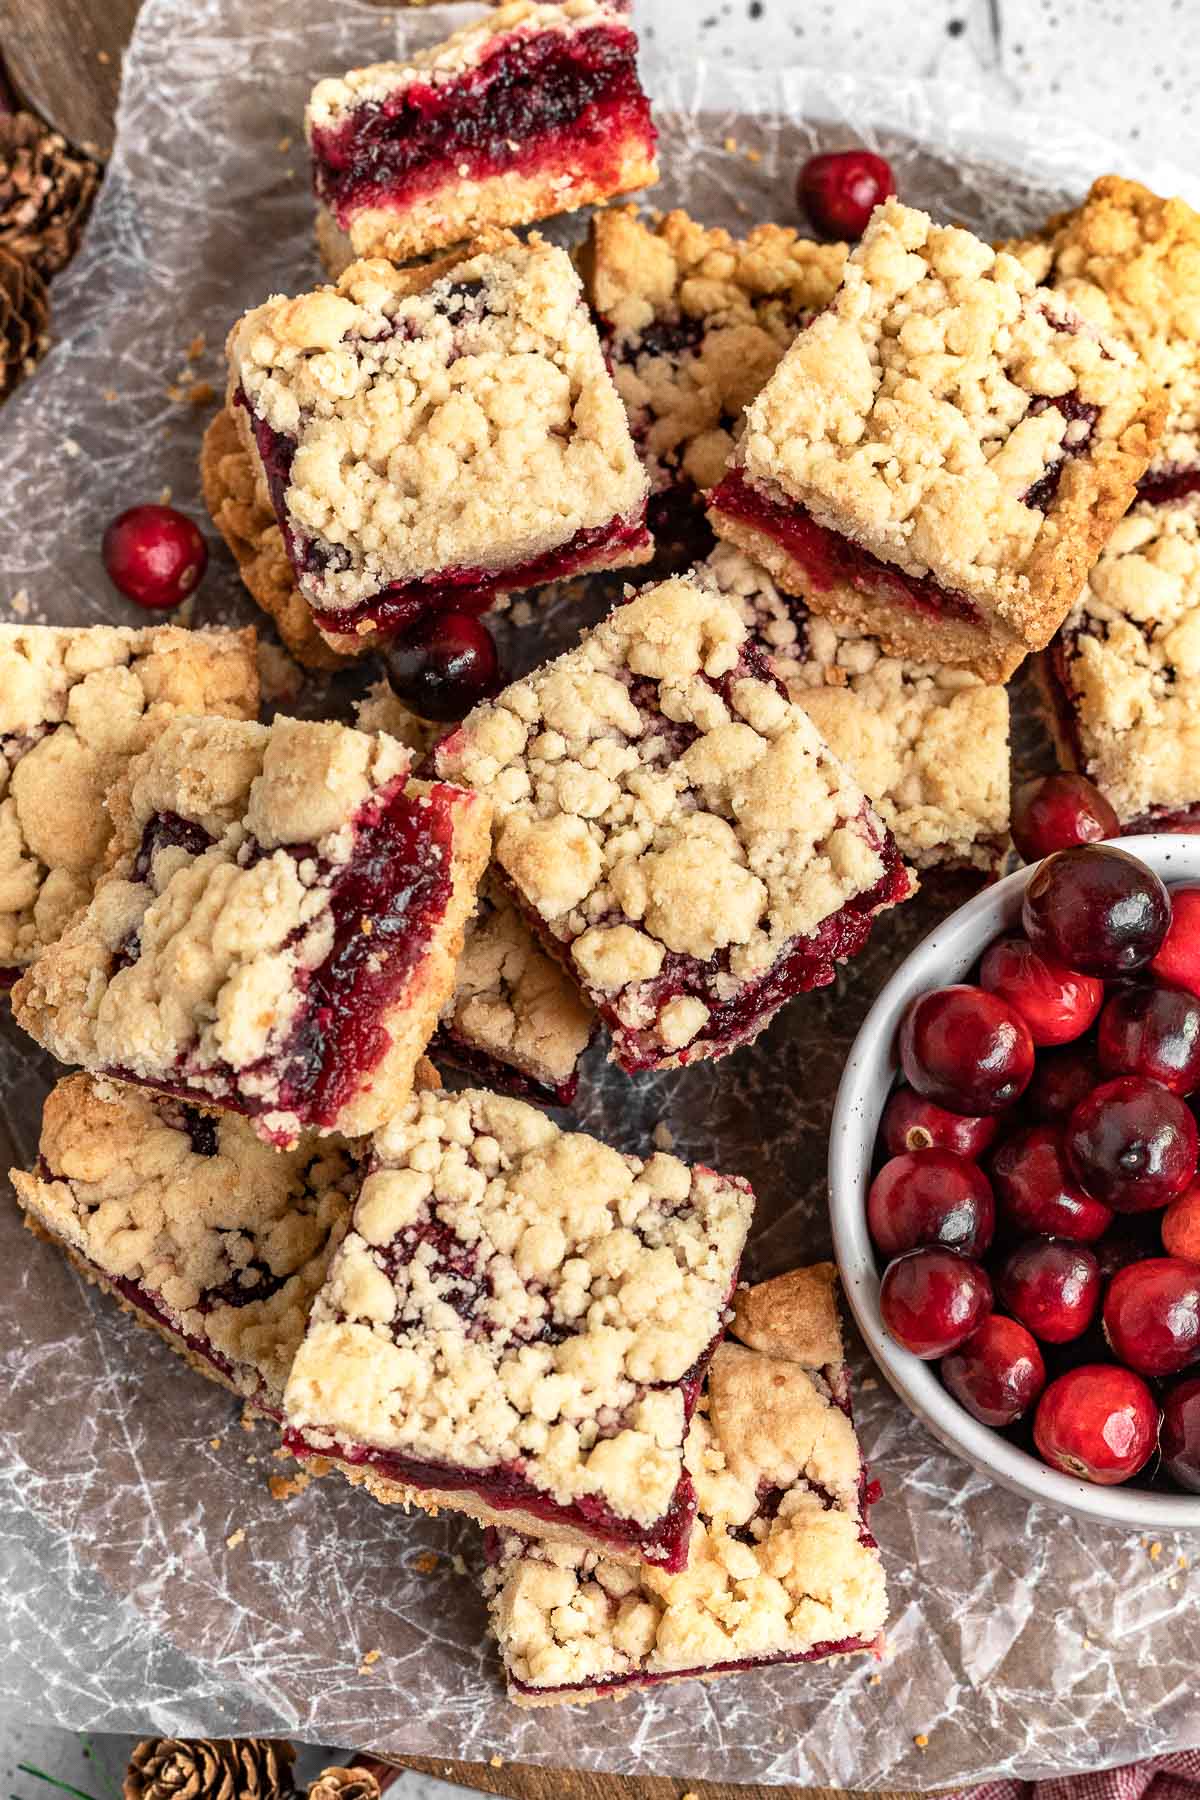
[3,0,1200,1782]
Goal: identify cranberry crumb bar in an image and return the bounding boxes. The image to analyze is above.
[12,714,491,1147]
[11,1073,359,1418]
[281,1084,754,1568]
[582,206,846,566]
[434,574,912,1074]
[0,622,259,986]
[708,198,1164,683]
[702,544,1010,873]
[227,232,651,658]
[484,1263,887,1705]
[306,0,657,270]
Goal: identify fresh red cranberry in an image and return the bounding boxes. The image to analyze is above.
[1103,1257,1200,1376]
[1066,1075,1199,1212]
[1163,1184,1200,1262]
[102,504,208,610]
[1028,1043,1103,1122]
[867,1149,995,1258]
[899,984,1034,1115]
[1033,1364,1158,1484]
[991,1124,1113,1243]
[1010,774,1119,863]
[1150,887,1200,999]
[997,1239,1101,1344]
[797,149,895,239]
[384,613,502,722]
[1022,845,1170,977]
[941,1314,1046,1427]
[879,1247,992,1359]
[1161,1374,1200,1491]
[979,936,1103,1047]
[880,1086,998,1161]
[1097,985,1200,1095]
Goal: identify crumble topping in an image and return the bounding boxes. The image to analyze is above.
[283,1085,754,1525]
[729,198,1160,638]
[353,679,438,756]
[11,1074,356,1405]
[0,623,259,972]
[228,233,648,616]
[700,544,1010,869]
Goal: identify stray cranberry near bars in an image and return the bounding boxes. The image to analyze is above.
[434,574,913,1075]
[484,1264,887,1705]
[12,715,491,1147]
[227,232,651,658]
[306,0,657,271]
[708,199,1164,682]
[281,1084,754,1569]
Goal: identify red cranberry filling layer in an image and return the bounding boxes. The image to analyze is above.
[1020,394,1099,512]
[429,1025,582,1108]
[709,468,982,626]
[310,23,655,225]
[508,1632,881,1698]
[1138,465,1200,504]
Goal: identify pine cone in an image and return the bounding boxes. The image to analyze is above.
[123,1739,297,1800]
[0,244,49,398]
[0,112,100,279]
[308,1769,383,1800]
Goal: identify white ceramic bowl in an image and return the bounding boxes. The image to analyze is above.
[830,835,1200,1528]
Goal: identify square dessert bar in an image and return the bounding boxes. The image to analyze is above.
[484,1263,887,1705]
[227,232,652,658]
[281,1084,755,1568]
[0,622,259,985]
[434,574,912,1075]
[1041,495,1200,831]
[582,206,846,565]
[702,544,1011,873]
[12,714,491,1147]
[306,0,657,270]
[708,198,1164,683]
[11,1073,359,1418]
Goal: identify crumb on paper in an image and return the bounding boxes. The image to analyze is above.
[1170,1577,1181,1592]
[165,384,186,404]
[189,380,216,407]
[1149,1542,1163,1562]
[278,135,293,153]
[869,1674,882,1686]
[489,1756,503,1769]
[158,485,173,506]
[723,135,738,152]
[62,438,81,459]
[97,49,110,64]
[102,387,118,403]
[652,1120,675,1152]
[240,1408,258,1431]
[861,1376,878,1391]
[414,1550,439,1575]
[272,1445,292,1463]
[8,589,30,617]
[451,1553,467,1576]
[914,1734,929,1750]
[186,333,206,360]
[226,1527,246,1550]
[1181,1555,1190,1568]
[209,1436,221,1450]
[358,1647,382,1674]
[269,1470,311,1502]
[744,146,762,163]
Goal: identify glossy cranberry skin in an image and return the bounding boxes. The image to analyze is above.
[1033,1364,1158,1485]
[990,1124,1113,1243]
[1010,773,1119,863]
[384,613,502,722]
[879,1247,992,1359]
[1163,1184,1200,1262]
[941,1314,1046,1427]
[1098,985,1200,1095]
[1161,1374,1200,1491]
[1028,1044,1103,1122]
[997,1239,1101,1344]
[980,936,1103,1047]
[899,985,1035,1115]
[867,1149,995,1258]
[1066,1075,1199,1212]
[797,149,896,239]
[880,1086,998,1161]
[1150,887,1200,999]
[1022,845,1170,977]
[102,504,208,610]
[1103,1257,1200,1377]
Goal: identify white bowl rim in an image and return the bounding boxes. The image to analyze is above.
[830,833,1200,1530]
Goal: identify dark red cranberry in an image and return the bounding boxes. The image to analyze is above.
[1022,845,1170,977]
[384,612,502,722]
[1028,1043,1103,1123]
[1098,985,1200,1095]
[797,149,896,239]
[1163,1184,1200,1262]
[102,504,208,610]
[1066,1075,1199,1212]
[867,1149,995,1258]
[1161,1374,1200,1491]
[941,1314,1046,1427]
[1033,1364,1158,1484]
[880,1086,998,1161]
[899,984,1034,1115]
[1151,887,1200,999]
[990,1125,1113,1243]
[1010,773,1119,863]
[879,1247,992,1359]
[979,936,1103,1047]
[997,1239,1101,1344]
[1103,1257,1200,1377]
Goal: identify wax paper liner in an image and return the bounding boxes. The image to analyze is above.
[3,0,1200,1783]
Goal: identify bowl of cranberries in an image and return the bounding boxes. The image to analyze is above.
[831,833,1200,1525]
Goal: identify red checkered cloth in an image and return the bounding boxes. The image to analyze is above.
[949,1754,1200,1800]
